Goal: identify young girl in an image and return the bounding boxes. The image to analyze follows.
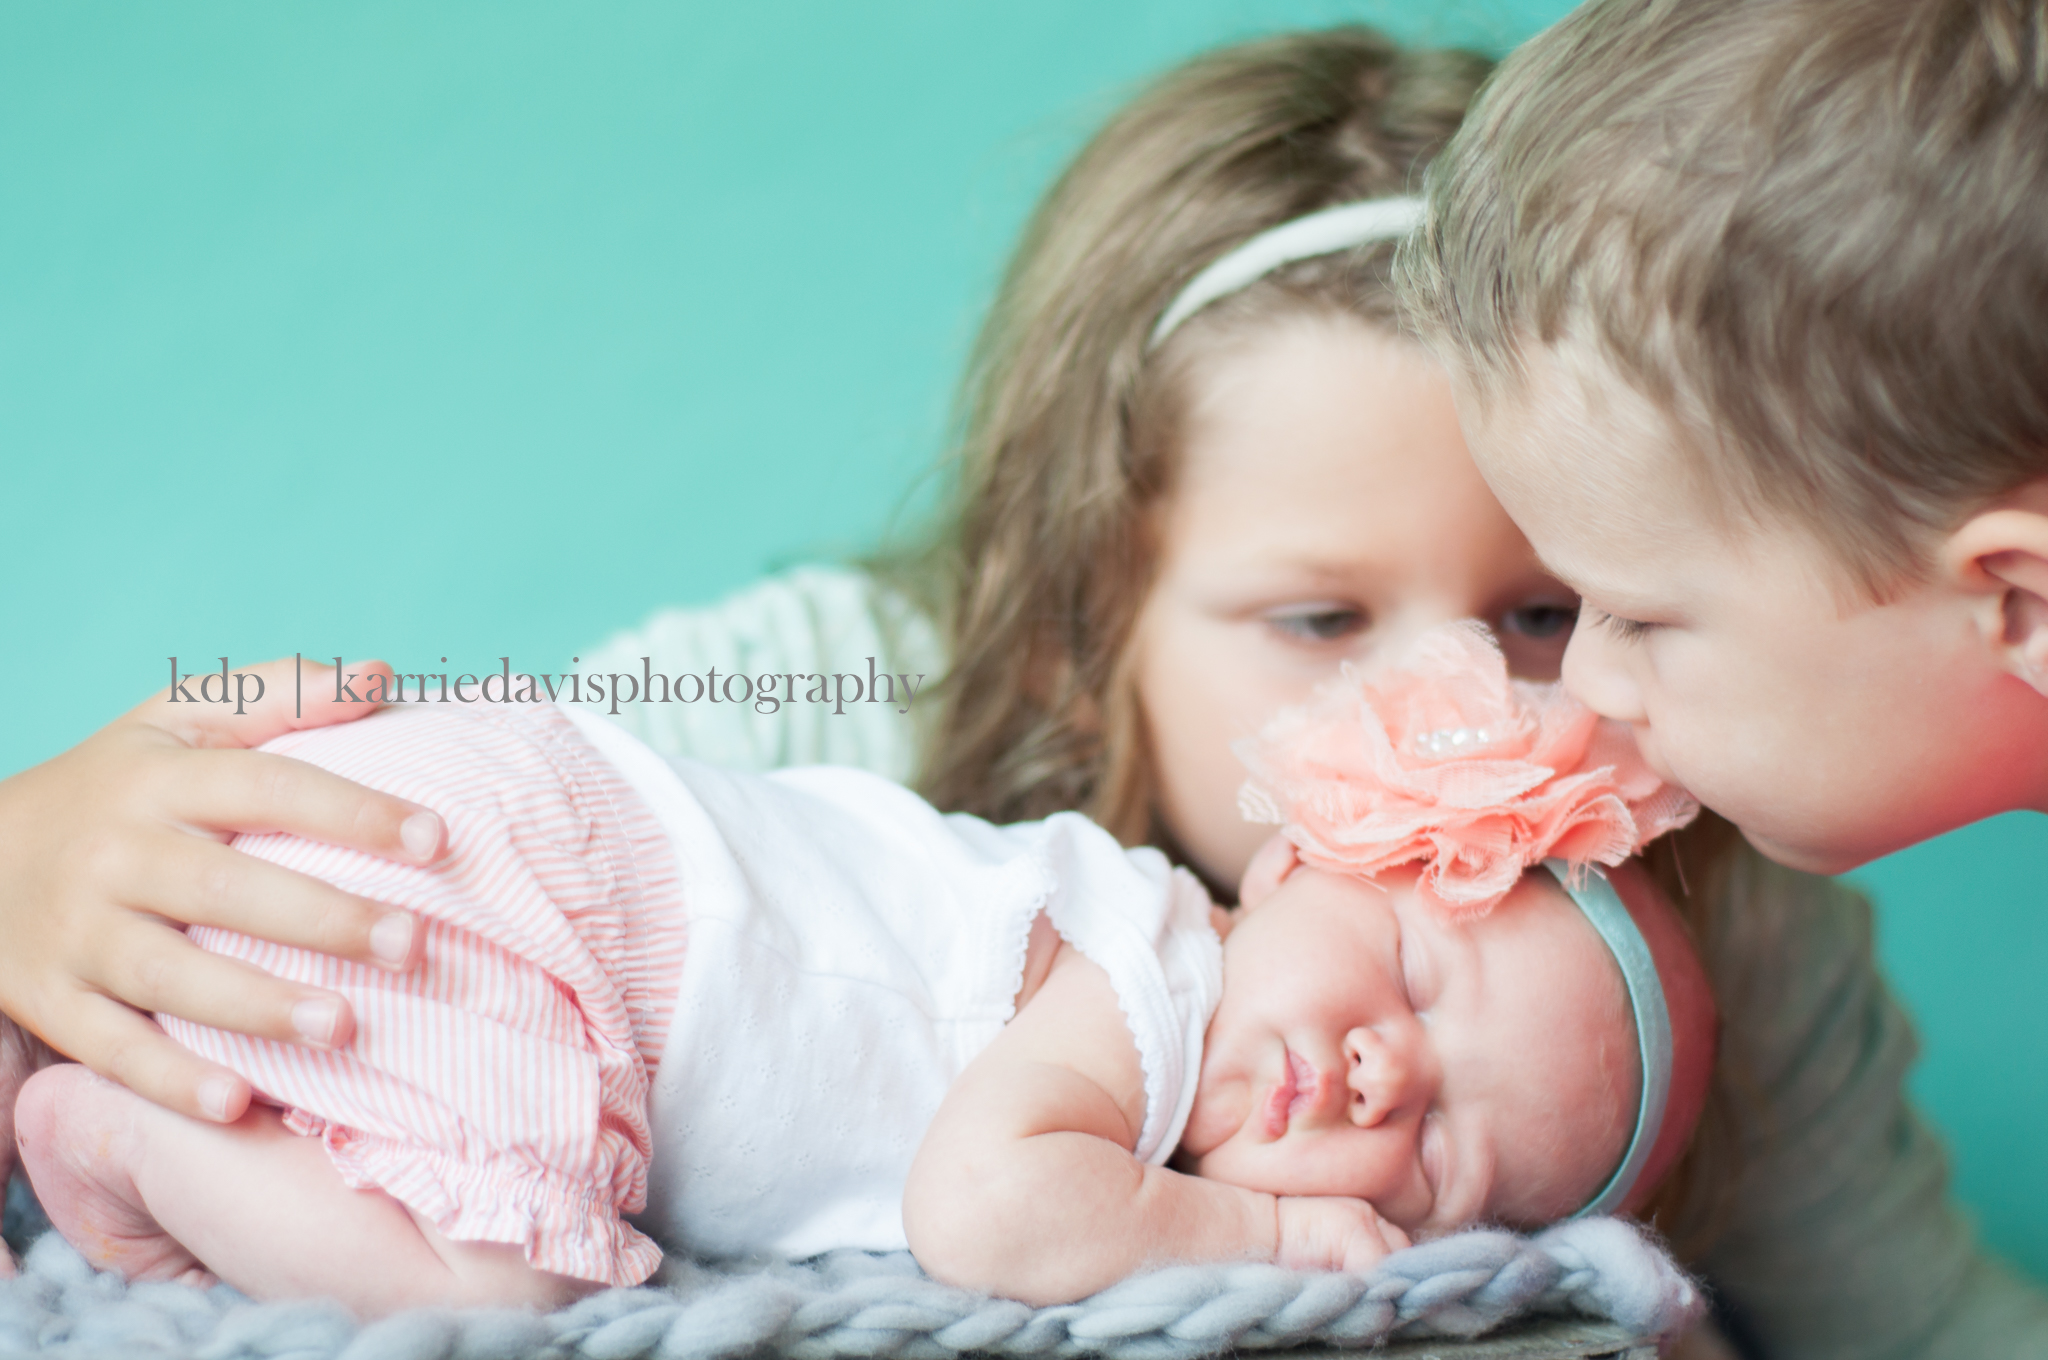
[6,625,1714,1317]
[4,23,2043,1356]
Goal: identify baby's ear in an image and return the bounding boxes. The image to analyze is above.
[1238,833,1302,911]
[1943,485,2048,697]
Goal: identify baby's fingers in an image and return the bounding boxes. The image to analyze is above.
[45,989,252,1124]
[112,827,420,973]
[1275,1197,1411,1275]
[1332,1223,1400,1274]
[1351,1214,1410,1271]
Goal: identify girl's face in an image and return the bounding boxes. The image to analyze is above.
[1131,314,1580,891]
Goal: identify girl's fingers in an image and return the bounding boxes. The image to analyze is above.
[86,913,359,1051]
[142,657,395,750]
[54,991,253,1124]
[133,656,445,867]
[166,746,444,866]
[110,830,421,972]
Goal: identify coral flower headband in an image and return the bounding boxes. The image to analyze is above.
[1237,623,1700,1218]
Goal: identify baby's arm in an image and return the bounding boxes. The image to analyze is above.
[0,658,435,1123]
[904,942,1404,1305]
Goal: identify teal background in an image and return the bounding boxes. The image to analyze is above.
[1,2,2041,1283]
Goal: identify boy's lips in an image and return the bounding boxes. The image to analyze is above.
[1262,1047,1324,1137]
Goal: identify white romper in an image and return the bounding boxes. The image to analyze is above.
[566,708,1224,1261]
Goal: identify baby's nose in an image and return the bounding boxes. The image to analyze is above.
[1344,1025,1418,1128]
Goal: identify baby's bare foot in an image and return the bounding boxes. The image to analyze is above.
[14,1064,218,1288]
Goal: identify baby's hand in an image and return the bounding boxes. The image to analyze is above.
[0,658,438,1125]
[1274,1196,1411,1274]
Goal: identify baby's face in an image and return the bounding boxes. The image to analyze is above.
[1180,858,1635,1235]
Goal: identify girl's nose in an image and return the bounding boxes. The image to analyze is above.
[1343,1025,1420,1128]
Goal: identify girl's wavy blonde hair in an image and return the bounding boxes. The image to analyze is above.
[912,27,1490,839]
[884,24,1746,1262]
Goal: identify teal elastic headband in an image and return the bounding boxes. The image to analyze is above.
[1541,860,1673,1220]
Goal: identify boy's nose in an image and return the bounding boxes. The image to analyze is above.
[1343,1025,1419,1128]
[1561,623,1648,725]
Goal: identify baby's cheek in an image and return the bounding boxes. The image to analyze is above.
[1172,1092,1235,1168]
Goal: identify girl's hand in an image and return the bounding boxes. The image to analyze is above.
[0,658,439,1126]
[1274,1196,1411,1273]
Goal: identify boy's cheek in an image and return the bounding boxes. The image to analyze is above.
[1621,723,1679,787]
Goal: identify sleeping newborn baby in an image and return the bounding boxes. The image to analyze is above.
[3,623,1713,1316]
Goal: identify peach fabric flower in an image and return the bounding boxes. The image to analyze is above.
[1237,621,1698,918]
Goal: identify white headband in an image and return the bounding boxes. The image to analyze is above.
[1146,196,1427,350]
[1543,860,1674,1219]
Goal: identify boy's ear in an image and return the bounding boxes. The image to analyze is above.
[1942,486,2048,698]
[1238,833,1302,911]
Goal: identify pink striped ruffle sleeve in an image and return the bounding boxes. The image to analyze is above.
[160,702,687,1288]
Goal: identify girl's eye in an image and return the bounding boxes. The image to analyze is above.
[1498,602,1578,640]
[1266,607,1367,643]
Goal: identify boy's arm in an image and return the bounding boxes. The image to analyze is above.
[573,565,944,778]
[1689,856,2048,1359]
[903,943,1404,1305]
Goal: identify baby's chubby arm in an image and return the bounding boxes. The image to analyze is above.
[903,939,1405,1305]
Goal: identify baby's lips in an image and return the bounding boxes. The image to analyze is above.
[1262,1050,1300,1139]
[1288,1050,1334,1124]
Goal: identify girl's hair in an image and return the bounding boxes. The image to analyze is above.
[888,23,1747,1262]
[913,27,1493,841]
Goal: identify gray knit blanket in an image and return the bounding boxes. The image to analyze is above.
[2,1175,1699,1359]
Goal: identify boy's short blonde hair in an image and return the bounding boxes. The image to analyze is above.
[1401,0,2048,590]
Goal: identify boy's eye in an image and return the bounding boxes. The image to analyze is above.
[1265,607,1367,643]
[1594,609,1655,643]
[1498,603,1577,640]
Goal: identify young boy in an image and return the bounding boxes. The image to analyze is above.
[1399,0,2048,874]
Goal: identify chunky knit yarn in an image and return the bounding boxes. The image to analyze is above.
[4,1175,1697,1360]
